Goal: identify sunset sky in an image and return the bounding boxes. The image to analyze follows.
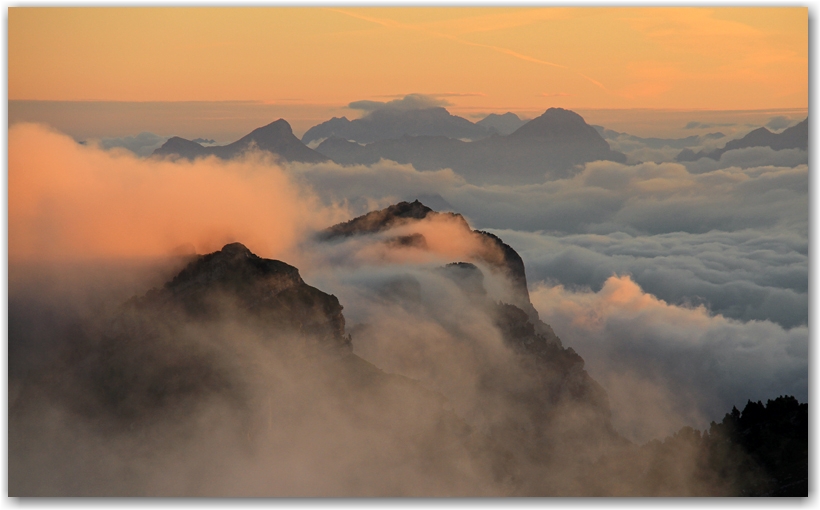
[9,7,808,139]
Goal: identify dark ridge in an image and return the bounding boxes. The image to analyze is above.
[321,199,437,239]
[302,107,490,145]
[676,117,808,161]
[153,119,328,163]
[474,230,529,301]
[128,242,348,348]
[315,107,627,185]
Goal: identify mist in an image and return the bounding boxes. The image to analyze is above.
[8,122,807,496]
[9,123,346,263]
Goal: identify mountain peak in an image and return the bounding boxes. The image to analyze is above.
[509,107,590,138]
[153,119,327,163]
[250,119,294,136]
[321,200,438,239]
[217,241,253,258]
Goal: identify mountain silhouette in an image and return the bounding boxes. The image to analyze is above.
[476,112,526,135]
[153,119,328,163]
[316,108,627,184]
[676,118,808,161]
[302,107,491,145]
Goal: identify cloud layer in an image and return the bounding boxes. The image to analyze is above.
[9,123,345,263]
[530,275,808,442]
[9,123,806,465]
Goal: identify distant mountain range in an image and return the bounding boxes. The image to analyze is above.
[153,119,328,163]
[150,108,807,185]
[153,107,626,185]
[301,107,496,145]
[676,118,808,161]
[315,108,627,184]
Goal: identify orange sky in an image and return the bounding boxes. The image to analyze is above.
[9,7,807,113]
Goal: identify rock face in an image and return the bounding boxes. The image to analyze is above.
[322,200,620,494]
[152,119,328,163]
[323,200,544,323]
[676,118,808,161]
[125,242,348,348]
[316,108,627,184]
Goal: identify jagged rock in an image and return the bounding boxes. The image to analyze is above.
[123,242,348,349]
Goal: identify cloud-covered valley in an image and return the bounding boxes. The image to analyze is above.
[9,120,808,494]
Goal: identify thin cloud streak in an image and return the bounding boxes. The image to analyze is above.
[328,8,611,93]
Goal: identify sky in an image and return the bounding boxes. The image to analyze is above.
[8,7,808,139]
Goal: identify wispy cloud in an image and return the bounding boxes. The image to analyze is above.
[328,8,610,93]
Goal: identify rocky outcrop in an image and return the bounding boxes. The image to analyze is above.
[323,200,543,323]
[122,242,348,349]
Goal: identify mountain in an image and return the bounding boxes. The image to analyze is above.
[301,107,491,145]
[321,200,539,319]
[676,118,808,161]
[593,125,726,150]
[10,204,621,495]
[152,119,328,163]
[10,242,508,496]
[316,108,627,185]
[8,203,808,495]
[476,112,526,135]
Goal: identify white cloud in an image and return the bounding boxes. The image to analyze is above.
[530,275,808,442]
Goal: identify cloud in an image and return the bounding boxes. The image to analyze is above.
[9,265,509,496]
[286,157,806,330]
[492,228,807,329]
[293,158,806,239]
[765,116,794,131]
[9,123,807,495]
[348,93,452,113]
[682,146,808,174]
[288,159,465,216]
[530,275,808,442]
[8,123,346,263]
